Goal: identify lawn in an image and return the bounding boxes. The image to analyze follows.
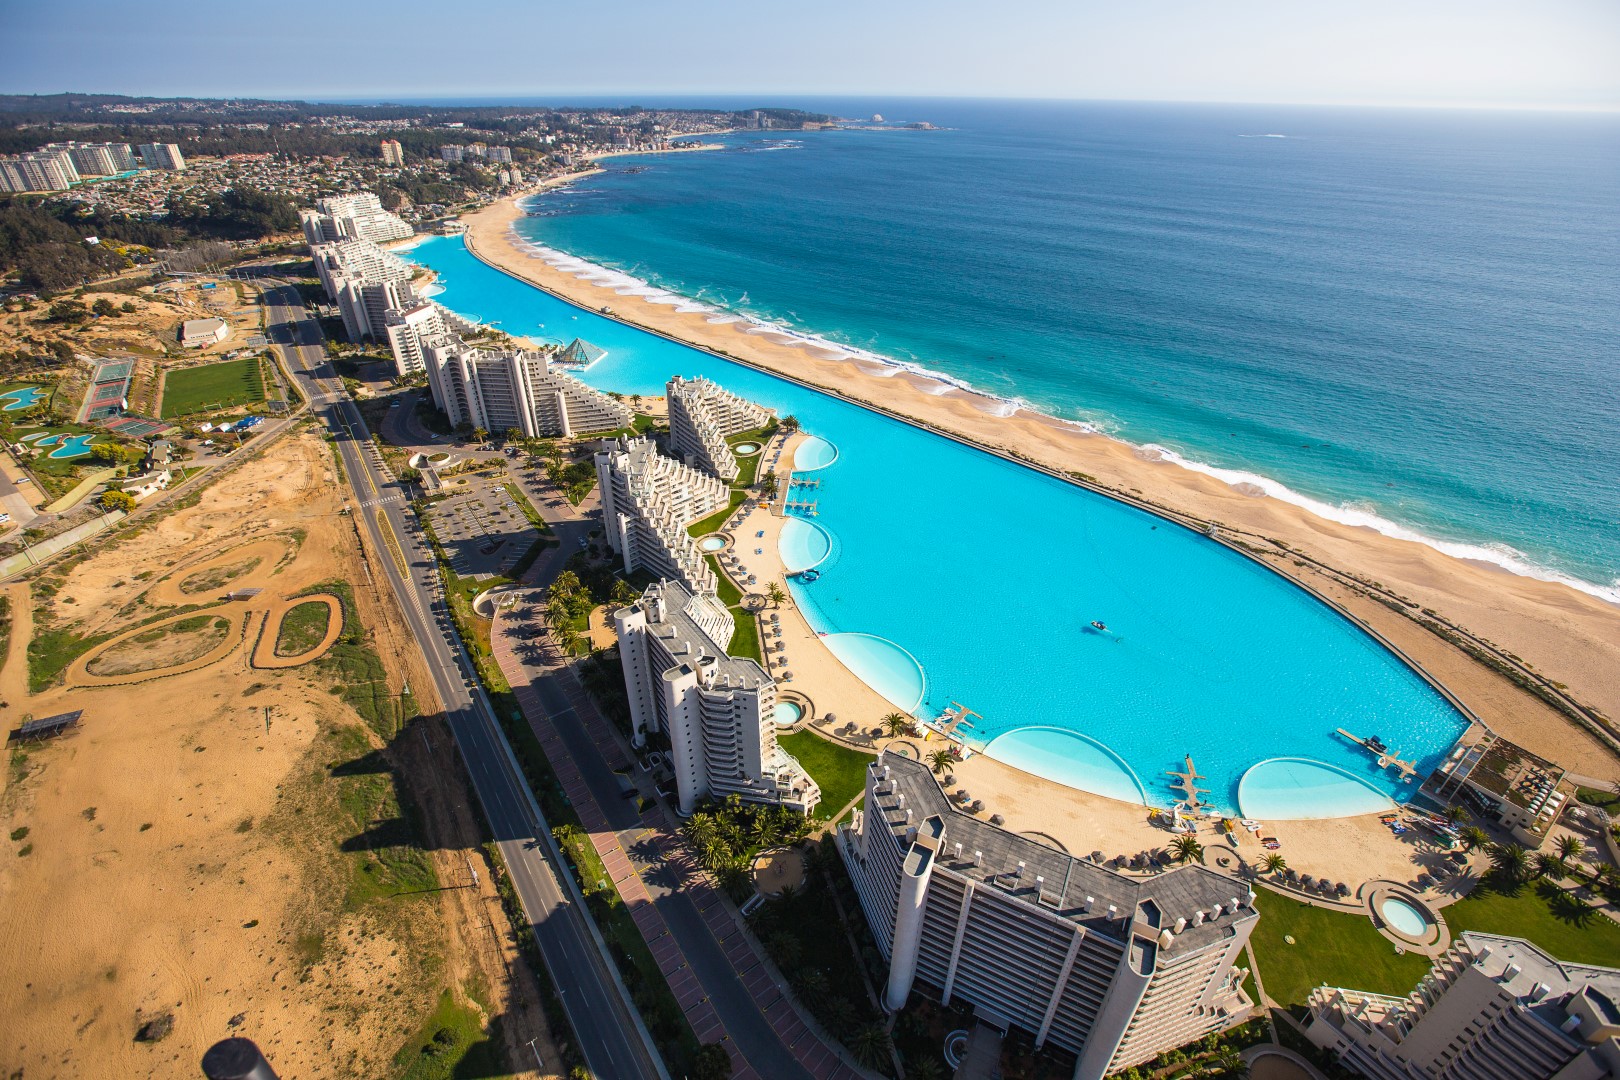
[1248,889,1431,1007]
[276,599,331,656]
[1444,875,1620,968]
[161,356,266,417]
[688,490,747,537]
[779,729,874,820]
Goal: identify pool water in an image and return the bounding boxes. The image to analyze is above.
[1,387,46,410]
[48,434,95,459]
[1238,758,1396,820]
[1381,897,1432,937]
[774,701,803,725]
[699,536,727,551]
[406,236,1471,818]
[734,442,761,455]
[986,727,1149,805]
[794,435,839,470]
[779,517,833,573]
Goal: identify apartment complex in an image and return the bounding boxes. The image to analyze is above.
[44,141,138,176]
[300,192,414,246]
[1307,933,1620,1080]
[380,138,405,166]
[137,143,186,171]
[667,375,772,481]
[310,237,419,341]
[595,436,728,595]
[839,753,1256,1079]
[421,339,633,438]
[382,302,448,375]
[614,579,819,815]
[0,149,80,193]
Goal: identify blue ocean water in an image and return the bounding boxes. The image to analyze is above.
[405,236,1468,817]
[514,100,1620,599]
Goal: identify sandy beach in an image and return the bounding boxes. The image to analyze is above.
[457,193,1620,781]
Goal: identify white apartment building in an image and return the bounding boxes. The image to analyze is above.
[0,150,80,193]
[595,436,728,595]
[383,302,447,376]
[666,375,772,481]
[300,192,414,246]
[45,141,138,176]
[1307,933,1620,1080]
[421,339,634,438]
[840,753,1257,1079]
[614,579,819,815]
[380,139,405,166]
[441,144,465,162]
[137,143,186,171]
[486,146,513,163]
[310,238,417,341]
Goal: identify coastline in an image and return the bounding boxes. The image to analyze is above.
[456,192,1620,777]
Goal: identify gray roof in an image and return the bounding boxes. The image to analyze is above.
[876,752,1253,952]
[638,579,770,691]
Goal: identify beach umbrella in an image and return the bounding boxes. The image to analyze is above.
[1091,851,1105,864]
[1336,882,1350,896]
[989,814,1005,826]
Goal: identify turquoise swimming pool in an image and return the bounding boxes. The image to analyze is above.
[1380,897,1433,937]
[0,386,46,411]
[406,236,1472,819]
[774,701,804,725]
[48,434,95,459]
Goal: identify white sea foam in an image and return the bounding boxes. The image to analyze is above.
[494,230,1619,605]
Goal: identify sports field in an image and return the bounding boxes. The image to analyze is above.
[160,357,265,418]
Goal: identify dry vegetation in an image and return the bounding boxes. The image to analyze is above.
[0,428,556,1079]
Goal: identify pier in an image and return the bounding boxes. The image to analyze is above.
[785,499,818,515]
[1167,755,1210,813]
[1336,729,1419,782]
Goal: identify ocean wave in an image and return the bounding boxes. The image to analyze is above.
[498,228,1618,605]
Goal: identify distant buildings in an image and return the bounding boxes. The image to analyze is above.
[614,578,819,815]
[380,138,405,166]
[839,752,1256,1079]
[421,339,633,438]
[300,192,414,246]
[667,375,771,481]
[44,141,138,176]
[1307,933,1620,1080]
[440,144,464,163]
[595,436,728,595]
[0,149,80,193]
[137,143,186,171]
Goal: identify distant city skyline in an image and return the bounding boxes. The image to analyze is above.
[3,0,1618,111]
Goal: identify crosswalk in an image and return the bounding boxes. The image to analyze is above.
[356,492,405,509]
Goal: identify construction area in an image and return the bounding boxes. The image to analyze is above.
[0,429,557,1079]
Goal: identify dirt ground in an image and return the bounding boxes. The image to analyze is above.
[0,428,558,1079]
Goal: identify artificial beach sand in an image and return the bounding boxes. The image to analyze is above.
[459,195,1620,805]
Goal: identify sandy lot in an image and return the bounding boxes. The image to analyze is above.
[0,428,556,1079]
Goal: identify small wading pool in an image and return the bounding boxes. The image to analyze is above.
[699,536,727,551]
[1,387,46,410]
[1380,897,1432,938]
[794,435,838,470]
[734,442,761,455]
[774,701,803,725]
[779,517,833,573]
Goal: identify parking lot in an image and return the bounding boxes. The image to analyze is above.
[427,481,543,580]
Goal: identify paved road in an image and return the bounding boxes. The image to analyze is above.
[259,283,667,1080]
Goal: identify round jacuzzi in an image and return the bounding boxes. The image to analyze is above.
[1371,890,1440,946]
[774,701,803,726]
[699,535,728,552]
[734,442,761,456]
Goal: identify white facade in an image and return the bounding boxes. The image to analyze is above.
[383,302,447,376]
[421,340,634,438]
[0,150,80,193]
[45,141,137,176]
[666,375,772,481]
[380,139,405,166]
[300,192,413,246]
[595,436,728,595]
[181,317,231,347]
[137,143,186,171]
[841,753,1256,1079]
[614,579,818,815]
[1307,933,1620,1080]
[310,238,417,341]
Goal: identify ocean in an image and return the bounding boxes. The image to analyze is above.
[511,99,1620,600]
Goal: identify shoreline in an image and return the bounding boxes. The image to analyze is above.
[451,193,1620,776]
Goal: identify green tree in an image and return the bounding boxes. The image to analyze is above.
[471,426,488,444]
[1557,834,1585,863]
[850,1024,891,1070]
[91,297,119,318]
[1260,853,1287,877]
[98,489,136,513]
[1459,826,1490,853]
[765,581,786,608]
[1488,842,1531,884]
[928,749,955,775]
[1170,835,1205,864]
[1444,804,1469,824]
[690,1042,733,1080]
[880,713,911,739]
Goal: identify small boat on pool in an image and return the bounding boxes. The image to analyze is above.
[1089,620,1108,632]
[801,568,821,582]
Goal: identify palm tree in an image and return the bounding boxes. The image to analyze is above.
[1444,804,1470,824]
[1459,826,1490,852]
[555,625,582,656]
[765,581,787,608]
[906,1057,945,1080]
[472,426,488,444]
[1212,1048,1246,1078]
[1261,853,1287,877]
[928,749,955,775]
[1557,834,1585,863]
[850,1025,892,1071]
[1536,853,1568,881]
[1488,841,1531,884]
[1171,835,1205,864]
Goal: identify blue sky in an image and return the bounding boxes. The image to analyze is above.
[3,0,1617,110]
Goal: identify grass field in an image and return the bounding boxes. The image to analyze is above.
[161,357,266,418]
[779,729,874,820]
[1249,889,1431,1007]
[1444,875,1620,967]
[276,600,331,656]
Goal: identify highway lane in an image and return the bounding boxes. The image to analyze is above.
[259,284,667,1080]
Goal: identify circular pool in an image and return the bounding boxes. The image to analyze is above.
[734,442,761,456]
[821,633,926,713]
[794,435,839,470]
[1238,757,1396,820]
[699,536,728,552]
[1381,898,1430,937]
[774,701,803,725]
[779,517,833,573]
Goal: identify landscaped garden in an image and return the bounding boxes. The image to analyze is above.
[779,729,874,821]
[1248,889,1431,1007]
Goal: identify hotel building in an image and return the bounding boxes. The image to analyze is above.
[839,753,1256,1079]
[1306,933,1620,1080]
[614,579,819,815]
[44,141,138,176]
[310,238,418,341]
[0,150,80,193]
[300,192,414,246]
[595,436,728,595]
[421,339,633,438]
[667,375,772,481]
[137,143,186,171]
